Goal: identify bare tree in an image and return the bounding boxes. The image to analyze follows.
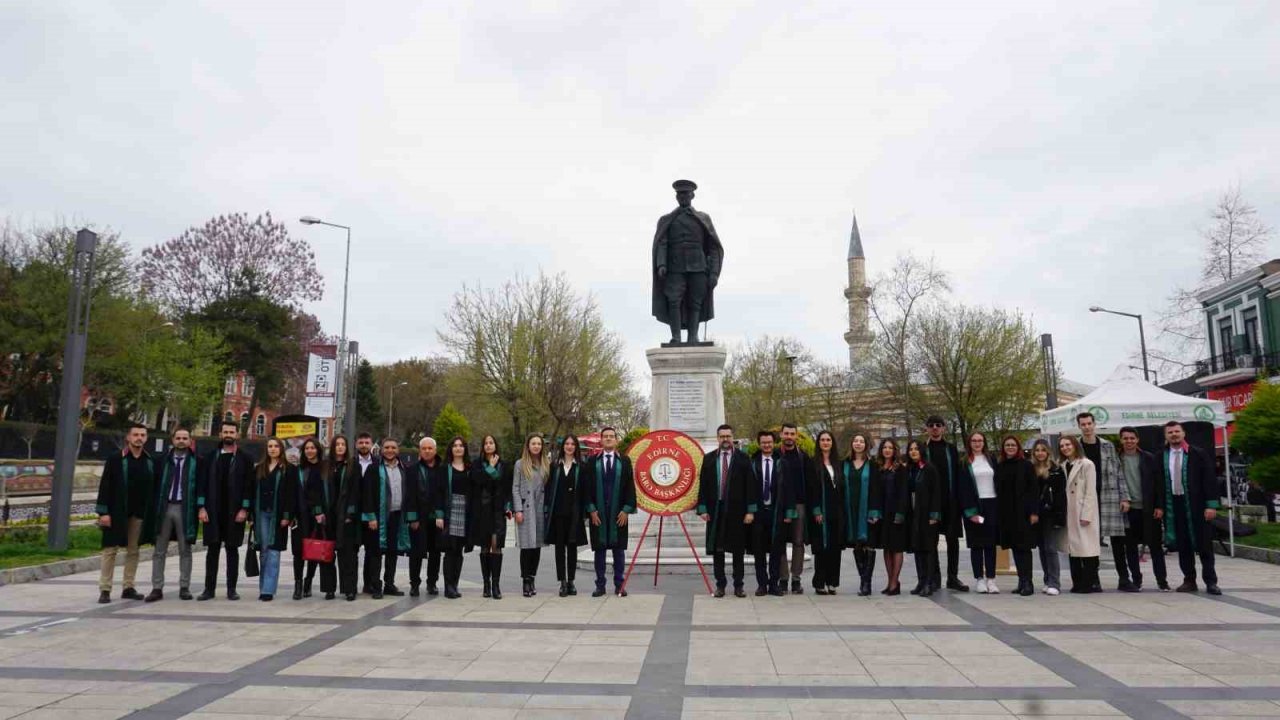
[723,336,812,435]
[915,305,1043,439]
[865,253,950,435]
[1156,185,1274,374]
[440,272,631,442]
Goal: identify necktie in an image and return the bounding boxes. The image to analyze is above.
[763,458,772,504]
[1172,450,1184,496]
[606,454,613,478]
[720,452,729,502]
[170,457,183,502]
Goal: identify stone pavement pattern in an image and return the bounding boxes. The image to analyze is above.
[2,551,1280,719]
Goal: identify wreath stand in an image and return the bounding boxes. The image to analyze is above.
[619,512,713,595]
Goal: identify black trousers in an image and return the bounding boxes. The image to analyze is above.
[594,548,625,589]
[553,543,577,582]
[410,550,442,589]
[1069,555,1100,591]
[915,549,936,588]
[520,548,542,580]
[1012,548,1033,587]
[1172,495,1218,586]
[853,546,876,585]
[712,550,745,589]
[930,532,962,585]
[337,542,358,596]
[753,513,785,591]
[363,511,402,592]
[203,539,240,594]
[970,546,996,579]
[1119,508,1166,586]
[812,548,842,589]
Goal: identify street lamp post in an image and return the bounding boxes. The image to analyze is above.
[299,216,352,436]
[1128,365,1159,385]
[1089,306,1150,383]
[387,381,407,438]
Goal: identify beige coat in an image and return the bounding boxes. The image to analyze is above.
[1065,458,1100,558]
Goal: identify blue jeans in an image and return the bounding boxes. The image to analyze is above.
[256,510,281,596]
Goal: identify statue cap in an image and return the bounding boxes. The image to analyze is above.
[672,179,697,191]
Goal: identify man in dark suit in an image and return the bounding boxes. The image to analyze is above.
[698,424,759,598]
[585,427,637,597]
[1119,427,1169,592]
[1162,421,1221,595]
[751,430,794,597]
[196,420,253,601]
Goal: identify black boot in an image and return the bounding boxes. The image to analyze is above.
[523,577,532,598]
[303,576,313,599]
[686,309,702,343]
[491,554,503,600]
[480,554,492,598]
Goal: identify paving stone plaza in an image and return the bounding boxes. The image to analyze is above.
[3,549,1280,719]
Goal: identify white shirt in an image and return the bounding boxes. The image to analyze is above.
[386,463,403,512]
[972,455,996,499]
[358,453,374,474]
[1168,447,1184,496]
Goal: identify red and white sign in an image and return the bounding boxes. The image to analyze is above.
[627,430,702,516]
[1207,382,1256,414]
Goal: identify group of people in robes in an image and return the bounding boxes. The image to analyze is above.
[692,416,1223,600]
[94,421,639,604]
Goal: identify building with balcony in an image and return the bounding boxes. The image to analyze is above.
[1194,258,1280,442]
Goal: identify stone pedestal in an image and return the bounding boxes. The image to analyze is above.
[645,344,728,451]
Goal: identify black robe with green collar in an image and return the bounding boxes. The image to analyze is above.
[96,450,157,548]
[152,450,201,544]
[584,452,637,551]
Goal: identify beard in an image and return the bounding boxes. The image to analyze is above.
[221,437,235,446]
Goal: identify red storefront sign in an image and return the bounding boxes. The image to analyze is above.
[1207,382,1256,414]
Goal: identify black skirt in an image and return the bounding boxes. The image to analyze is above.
[964,497,999,549]
[876,516,910,553]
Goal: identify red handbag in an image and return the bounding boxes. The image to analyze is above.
[302,526,335,564]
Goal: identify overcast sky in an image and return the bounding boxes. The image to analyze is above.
[4,2,1278,390]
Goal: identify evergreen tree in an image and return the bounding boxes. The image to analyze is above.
[432,402,472,444]
[354,359,382,433]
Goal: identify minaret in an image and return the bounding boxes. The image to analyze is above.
[842,211,872,369]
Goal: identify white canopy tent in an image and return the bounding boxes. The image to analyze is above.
[1038,366,1237,555]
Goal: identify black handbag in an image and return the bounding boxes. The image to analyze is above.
[244,522,260,577]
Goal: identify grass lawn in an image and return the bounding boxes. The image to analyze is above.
[1233,522,1280,550]
[0,524,102,570]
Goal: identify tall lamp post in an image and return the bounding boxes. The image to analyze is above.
[387,381,407,438]
[1089,306,1150,383]
[49,229,98,551]
[299,216,352,437]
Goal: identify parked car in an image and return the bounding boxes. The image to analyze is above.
[0,461,54,496]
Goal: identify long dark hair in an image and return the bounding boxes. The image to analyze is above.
[905,440,926,468]
[480,434,500,466]
[847,433,871,464]
[814,430,840,466]
[964,432,990,464]
[300,438,324,469]
[447,436,470,470]
[999,435,1025,461]
[559,435,581,464]
[878,438,900,470]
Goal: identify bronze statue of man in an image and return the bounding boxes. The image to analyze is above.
[651,179,724,345]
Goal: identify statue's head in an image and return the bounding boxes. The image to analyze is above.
[672,179,696,208]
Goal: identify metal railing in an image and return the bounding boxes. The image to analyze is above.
[1195,350,1280,378]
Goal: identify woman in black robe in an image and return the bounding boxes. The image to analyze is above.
[807,430,845,595]
[433,436,474,599]
[329,435,361,601]
[869,439,909,595]
[469,434,513,600]
[251,438,294,602]
[904,441,942,597]
[545,435,588,597]
[291,438,335,600]
[843,434,876,596]
[996,435,1041,597]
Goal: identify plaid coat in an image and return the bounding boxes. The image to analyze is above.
[1094,438,1128,538]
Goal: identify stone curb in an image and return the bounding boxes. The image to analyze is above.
[0,543,207,587]
[1215,542,1280,565]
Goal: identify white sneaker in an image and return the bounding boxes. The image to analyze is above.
[976,578,989,593]
[1045,587,1060,596]
[987,579,1000,594]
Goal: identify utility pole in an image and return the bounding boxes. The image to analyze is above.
[49,229,98,551]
